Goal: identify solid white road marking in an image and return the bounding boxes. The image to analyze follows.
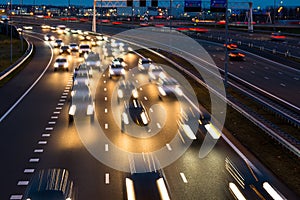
[180,173,188,183]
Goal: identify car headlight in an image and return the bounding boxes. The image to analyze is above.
[175,86,183,96]
[64,63,68,68]
[69,105,76,116]
[109,69,114,75]
[60,49,63,53]
[96,61,101,66]
[118,89,123,98]
[85,79,89,85]
[54,63,58,68]
[87,104,94,115]
[132,89,138,98]
[122,112,129,125]
[79,50,82,53]
[140,112,148,125]
[158,86,166,96]
[121,68,125,75]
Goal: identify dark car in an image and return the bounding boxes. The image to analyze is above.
[23,168,75,200]
[122,98,150,126]
[228,50,245,61]
[224,43,237,50]
[59,45,70,55]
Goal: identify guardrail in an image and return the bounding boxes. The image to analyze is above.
[0,38,33,81]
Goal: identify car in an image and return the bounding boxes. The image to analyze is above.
[23,25,33,30]
[85,52,101,70]
[122,98,150,127]
[79,44,91,57]
[73,68,90,86]
[44,34,55,41]
[79,32,91,41]
[22,168,75,200]
[74,63,93,78]
[69,43,79,52]
[138,58,152,71]
[54,39,64,48]
[148,65,166,82]
[53,57,69,71]
[59,45,70,55]
[228,50,245,61]
[112,57,127,67]
[108,60,126,79]
[41,24,51,29]
[157,77,183,99]
[117,80,138,104]
[224,43,237,50]
[68,84,94,122]
[271,32,286,41]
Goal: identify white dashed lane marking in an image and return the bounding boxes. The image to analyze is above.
[180,173,188,183]
[157,123,161,129]
[48,121,56,125]
[104,97,107,101]
[105,144,109,152]
[24,169,35,173]
[34,149,44,153]
[105,173,110,184]
[29,158,39,163]
[38,141,47,145]
[264,77,269,80]
[280,83,286,87]
[144,96,148,101]
[10,195,22,200]
[17,181,29,186]
[104,88,107,92]
[45,127,53,131]
[166,144,172,151]
[53,111,60,114]
[51,116,58,119]
[105,108,108,113]
[56,107,63,110]
[42,133,51,137]
[105,123,108,129]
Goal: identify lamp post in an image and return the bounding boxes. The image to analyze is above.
[10,0,13,63]
[224,0,229,88]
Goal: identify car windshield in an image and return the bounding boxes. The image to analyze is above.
[57,58,67,62]
[80,45,89,49]
[142,59,151,64]
[111,64,123,68]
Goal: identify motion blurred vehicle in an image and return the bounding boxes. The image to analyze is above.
[113,57,127,67]
[69,43,79,52]
[122,98,150,126]
[69,84,94,122]
[148,65,166,82]
[117,80,138,104]
[53,57,68,71]
[41,24,50,29]
[59,45,70,55]
[271,32,286,41]
[23,25,33,30]
[228,50,245,61]
[157,77,183,99]
[79,32,91,41]
[138,58,152,71]
[108,60,125,79]
[85,52,101,70]
[56,25,66,34]
[23,168,75,200]
[54,39,64,48]
[74,63,92,78]
[224,43,237,50]
[79,44,91,57]
[73,67,90,86]
[44,34,55,41]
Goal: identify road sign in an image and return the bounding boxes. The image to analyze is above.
[210,0,227,12]
[184,1,202,12]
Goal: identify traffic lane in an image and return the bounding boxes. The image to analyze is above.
[0,33,82,199]
[0,34,51,116]
[33,102,125,200]
[0,61,75,199]
[206,29,300,56]
[200,42,300,106]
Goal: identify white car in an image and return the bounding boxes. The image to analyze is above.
[85,52,101,70]
[44,34,55,41]
[69,43,79,52]
[79,44,91,57]
[138,58,152,71]
[157,77,183,99]
[54,39,64,48]
[108,61,125,79]
[73,69,90,86]
[41,24,50,29]
[117,80,138,104]
[68,84,94,123]
[23,26,33,30]
[53,57,68,71]
[148,65,166,82]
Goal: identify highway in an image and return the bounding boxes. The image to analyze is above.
[0,18,299,200]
